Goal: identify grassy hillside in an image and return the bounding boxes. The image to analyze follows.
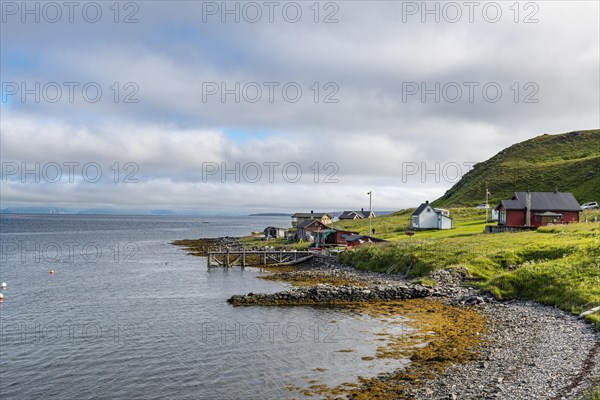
[434,129,600,207]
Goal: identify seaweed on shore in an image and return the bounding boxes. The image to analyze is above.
[258,270,367,287]
[288,299,487,399]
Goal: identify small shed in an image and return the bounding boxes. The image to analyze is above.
[411,201,452,230]
[263,226,287,239]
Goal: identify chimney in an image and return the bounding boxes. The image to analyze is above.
[525,192,532,227]
[361,208,364,212]
[311,210,313,214]
[425,200,429,204]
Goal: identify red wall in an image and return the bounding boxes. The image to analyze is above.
[506,210,526,226]
[505,210,580,227]
[558,211,580,224]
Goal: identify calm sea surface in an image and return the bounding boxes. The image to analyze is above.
[0,214,408,399]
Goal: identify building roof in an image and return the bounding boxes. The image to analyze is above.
[338,210,371,219]
[345,234,386,243]
[498,191,581,212]
[296,219,329,229]
[411,202,431,216]
[292,212,330,218]
[412,201,450,217]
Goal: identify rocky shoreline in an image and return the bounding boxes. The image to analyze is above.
[227,282,436,305]
[228,258,600,399]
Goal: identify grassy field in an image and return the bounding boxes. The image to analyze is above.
[335,207,490,240]
[338,208,600,328]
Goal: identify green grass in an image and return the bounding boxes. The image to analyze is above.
[239,235,312,250]
[339,212,600,328]
[335,207,490,240]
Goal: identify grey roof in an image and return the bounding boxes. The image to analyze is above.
[345,234,363,242]
[338,210,368,219]
[292,212,330,218]
[345,234,386,243]
[296,219,329,229]
[499,192,580,211]
[412,202,447,216]
[411,202,430,216]
[497,199,522,210]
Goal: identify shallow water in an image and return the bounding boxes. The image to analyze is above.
[0,214,410,399]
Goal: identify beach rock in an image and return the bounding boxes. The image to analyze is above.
[227,282,434,305]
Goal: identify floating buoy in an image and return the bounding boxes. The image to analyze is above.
[49,269,55,275]
[0,293,4,301]
[0,282,6,289]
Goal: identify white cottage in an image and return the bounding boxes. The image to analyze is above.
[411,201,452,230]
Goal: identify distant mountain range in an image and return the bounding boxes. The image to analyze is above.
[434,129,600,207]
[0,207,242,216]
[248,213,291,217]
[1,208,399,217]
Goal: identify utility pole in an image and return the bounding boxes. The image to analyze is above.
[485,188,489,224]
[367,191,372,235]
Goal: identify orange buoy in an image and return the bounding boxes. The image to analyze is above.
[49,269,55,275]
[0,293,4,301]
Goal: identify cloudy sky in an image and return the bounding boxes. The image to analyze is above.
[1,1,598,213]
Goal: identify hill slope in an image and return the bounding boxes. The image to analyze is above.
[434,129,600,207]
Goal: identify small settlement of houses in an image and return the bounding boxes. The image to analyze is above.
[263,209,387,250]
[261,190,585,249]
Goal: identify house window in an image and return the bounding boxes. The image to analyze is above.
[499,211,506,224]
[426,208,431,212]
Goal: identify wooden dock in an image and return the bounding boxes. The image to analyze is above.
[206,249,313,268]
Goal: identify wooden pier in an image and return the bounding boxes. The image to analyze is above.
[206,249,313,268]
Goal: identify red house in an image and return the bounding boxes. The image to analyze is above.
[495,191,580,228]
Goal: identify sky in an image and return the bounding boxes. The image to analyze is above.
[1,0,599,213]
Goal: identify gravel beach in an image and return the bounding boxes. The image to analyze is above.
[235,257,600,399]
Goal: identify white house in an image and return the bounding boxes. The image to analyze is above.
[411,201,452,230]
